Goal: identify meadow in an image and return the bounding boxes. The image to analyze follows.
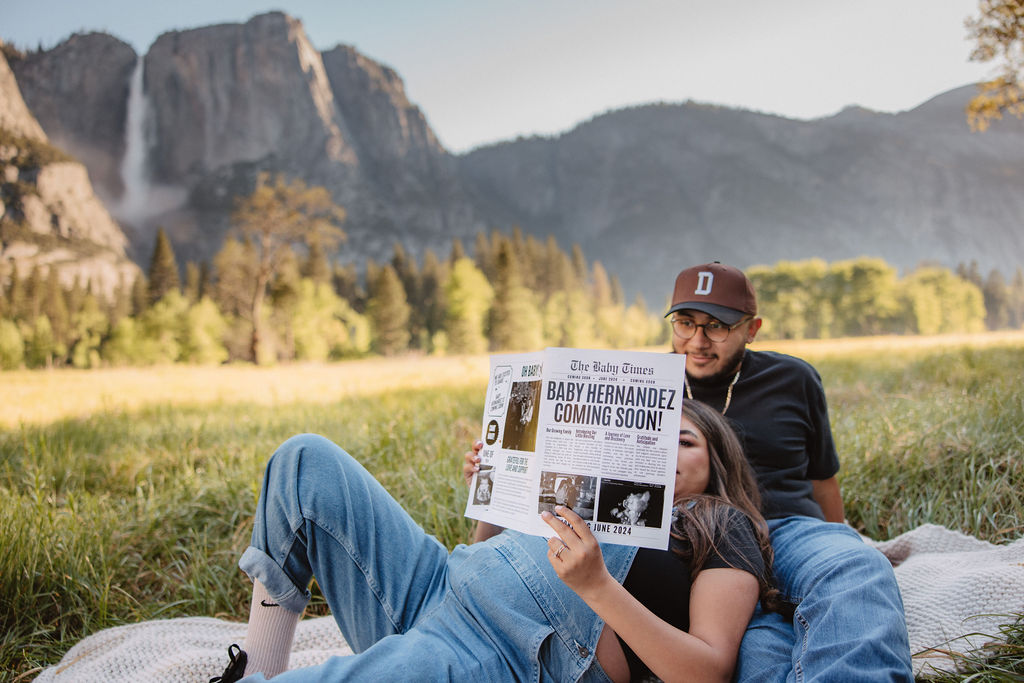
[2,332,1023,681]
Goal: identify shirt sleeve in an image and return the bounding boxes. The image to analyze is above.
[804,363,840,480]
[701,509,765,578]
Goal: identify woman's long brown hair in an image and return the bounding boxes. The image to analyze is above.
[671,400,790,615]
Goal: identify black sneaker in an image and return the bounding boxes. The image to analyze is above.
[210,643,248,683]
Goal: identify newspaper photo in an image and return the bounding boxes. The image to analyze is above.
[465,347,686,549]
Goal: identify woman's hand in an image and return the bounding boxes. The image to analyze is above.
[462,440,483,487]
[541,505,615,598]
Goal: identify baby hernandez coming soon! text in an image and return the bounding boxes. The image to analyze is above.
[547,379,677,430]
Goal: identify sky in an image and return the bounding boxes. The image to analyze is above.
[1,0,996,153]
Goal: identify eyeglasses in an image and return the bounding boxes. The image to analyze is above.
[670,316,751,343]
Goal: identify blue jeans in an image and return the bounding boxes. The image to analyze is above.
[237,434,635,682]
[734,516,913,682]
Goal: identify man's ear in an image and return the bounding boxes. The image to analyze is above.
[746,317,763,344]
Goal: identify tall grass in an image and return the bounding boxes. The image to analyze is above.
[819,345,1024,543]
[0,389,482,679]
[1,338,1022,680]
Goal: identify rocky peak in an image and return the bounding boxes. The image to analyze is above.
[10,32,137,201]
[322,45,444,164]
[1,46,140,298]
[0,44,45,141]
[145,11,358,186]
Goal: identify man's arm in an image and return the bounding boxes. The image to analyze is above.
[472,521,505,543]
[811,476,845,523]
[463,441,506,543]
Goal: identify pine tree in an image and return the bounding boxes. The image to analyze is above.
[543,237,575,298]
[591,261,614,309]
[183,262,202,304]
[303,236,332,285]
[0,273,8,320]
[444,258,494,355]
[393,244,421,305]
[391,243,422,347]
[983,269,1010,330]
[419,249,448,350]
[1010,268,1024,328]
[449,238,466,264]
[332,262,363,310]
[42,268,70,359]
[510,227,533,288]
[366,265,410,356]
[473,231,495,278]
[570,244,589,288]
[522,233,547,292]
[131,273,149,316]
[24,265,44,323]
[610,274,625,307]
[5,270,25,321]
[956,260,983,288]
[488,240,543,351]
[364,259,381,303]
[108,272,134,326]
[147,227,181,305]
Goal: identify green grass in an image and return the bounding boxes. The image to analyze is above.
[0,387,482,680]
[1,344,1023,681]
[821,346,1024,544]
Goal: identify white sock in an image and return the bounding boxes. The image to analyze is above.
[242,580,302,679]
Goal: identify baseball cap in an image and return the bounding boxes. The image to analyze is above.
[664,261,757,325]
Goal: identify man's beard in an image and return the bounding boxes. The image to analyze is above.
[687,347,746,387]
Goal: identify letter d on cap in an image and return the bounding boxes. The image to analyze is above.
[695,272,713,295]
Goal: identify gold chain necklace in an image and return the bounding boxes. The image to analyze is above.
[685,369,741,415]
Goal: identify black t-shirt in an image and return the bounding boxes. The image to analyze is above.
[619,506,765,681]
[687,350,840,520]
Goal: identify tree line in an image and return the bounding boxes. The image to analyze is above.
[0,176,665,369]
[1,176,1022,370]
[748,258,1024,340]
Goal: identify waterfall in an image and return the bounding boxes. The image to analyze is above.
[115,56,149,223]
[113,56,185,226]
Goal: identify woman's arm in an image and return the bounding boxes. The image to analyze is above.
[542,506,758,683]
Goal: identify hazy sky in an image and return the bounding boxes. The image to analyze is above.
[2,0,994,152]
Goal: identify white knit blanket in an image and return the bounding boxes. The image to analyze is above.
[33,524,1024,682]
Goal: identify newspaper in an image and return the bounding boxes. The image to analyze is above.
[465,347,686,549]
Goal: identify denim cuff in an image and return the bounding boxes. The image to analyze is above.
[239,545,311,614]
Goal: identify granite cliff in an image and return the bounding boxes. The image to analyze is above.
[0,44,140,298]
[12,12,481,268]
[8,33,136,202]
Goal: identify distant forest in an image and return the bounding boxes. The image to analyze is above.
[1,221,1020,370]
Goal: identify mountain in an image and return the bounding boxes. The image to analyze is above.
[458,92,1024,304]
[5,12,1024,307]
[11,12,483,271]
[0,42,140,298]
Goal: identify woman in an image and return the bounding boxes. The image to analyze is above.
[212,401,781,682]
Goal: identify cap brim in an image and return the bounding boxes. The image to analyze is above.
[665,302,746,325]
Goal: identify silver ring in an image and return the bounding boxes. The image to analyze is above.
[554,543,567,559]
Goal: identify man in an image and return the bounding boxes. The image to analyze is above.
[665,261,912,681]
